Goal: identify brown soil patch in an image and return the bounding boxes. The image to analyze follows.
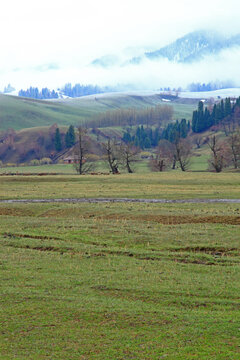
[0,208,33,216]
[26,245,60,252]
[3,232,63,241]
[172,258,218,266]
[5,242,73,253]
[171,246,238,256]
[3,205,240,225]
[35,207,240,225]
[101,214,240,225]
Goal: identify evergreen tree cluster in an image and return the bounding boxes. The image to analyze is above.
[54,125,76,152]
[3,84,15,94]
[161,119,190,143]
[192,98,234,133]
[188,81,234,92]
[122,119,190,150]
[61,83,104,98]
[122,126,161,149]
[19,87,59,99]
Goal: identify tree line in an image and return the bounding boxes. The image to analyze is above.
[18,87,59,99]
[122,119,190,150]
[64,122,239,175]
[2,94,239,172]
[53,96,240,174]
[188,81,234,92]
[18,83,114,100]
[61,83,105,98]
[83,105,173,129]
[192,97,240,133]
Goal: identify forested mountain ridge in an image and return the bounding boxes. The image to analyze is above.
[144,30,237,63]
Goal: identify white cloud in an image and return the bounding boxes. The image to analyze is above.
[1,0,240,89]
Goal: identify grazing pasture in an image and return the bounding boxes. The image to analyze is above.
[0,173,239,359]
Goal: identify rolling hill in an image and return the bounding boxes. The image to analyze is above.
[0,93,197,131]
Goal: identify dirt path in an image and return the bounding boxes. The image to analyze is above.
[0,198,240,204]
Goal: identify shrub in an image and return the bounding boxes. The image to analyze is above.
[140,151,152,159]
[29,159,40,166]
[87,154,101,162]
[40,157,52,165]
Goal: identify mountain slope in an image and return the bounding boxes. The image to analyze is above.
[91,30,240,67]
[145,30,240,63]
[91,55,120,67]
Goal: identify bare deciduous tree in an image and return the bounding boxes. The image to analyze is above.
[226,130,240,169]
[174,138,192,171]
[207,135,228,173]
[101,139,120,174]
[119,143,140,173]
[220,119,240,169]
[74,127,95,174]
[192,135,203,149]
[149,139,173,171]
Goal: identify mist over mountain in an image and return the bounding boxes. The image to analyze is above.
[144,30,240,63]
[91,55,120,68]
[92,30,240,67]
[2,30,240,93]
[84,30,240,90]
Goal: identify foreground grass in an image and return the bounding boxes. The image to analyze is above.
[0,161,149,175]
[0,164,76,175]
[0,200,240,359]
[0,172,239,200]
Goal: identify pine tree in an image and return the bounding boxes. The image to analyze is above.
[224,98,231,117]
[192,110,198,132]
[198,101,204,114]
[180,119,188,138]
[65,125,75,148]
[54,128,62,152]
[215,104,222,124]
[144,137,151,148]
[236,97,240,107]
[196,101,204,132]
[202,107,210,130]
[122,131,132,144]
[212,104,217,124]
[152,128,160,147]
[220,100,225,119]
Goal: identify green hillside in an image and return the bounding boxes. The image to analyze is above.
[0,95,92,131]
[0,94,196,131]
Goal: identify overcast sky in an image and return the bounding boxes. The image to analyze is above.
[1,0,240,89]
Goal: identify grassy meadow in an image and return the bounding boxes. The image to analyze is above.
[0,172,240,359]
[0,172,239,200]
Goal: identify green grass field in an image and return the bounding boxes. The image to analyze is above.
[0,172,239,200]
[0,173,239,359]
[0,94,196,131]
[0,161,150,176]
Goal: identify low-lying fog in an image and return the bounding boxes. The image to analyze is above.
[2,46,240,92]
